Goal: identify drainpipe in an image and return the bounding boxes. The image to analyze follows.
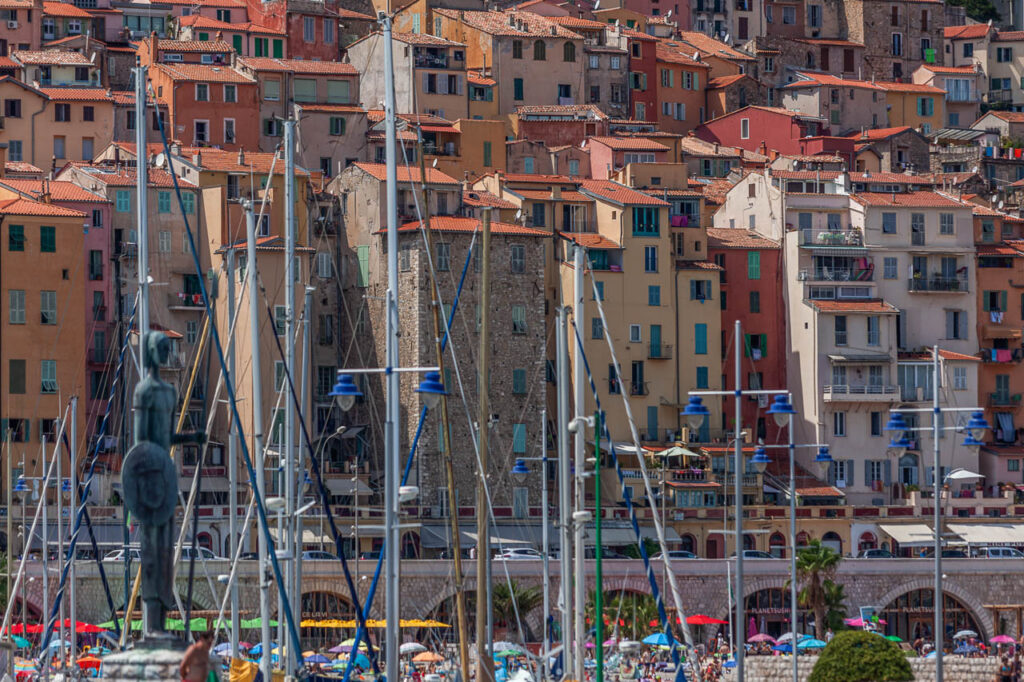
[29,98,48,169]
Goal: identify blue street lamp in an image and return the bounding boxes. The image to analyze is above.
[813,445,833,478]
[751,446,770,474]
[14,478,28,494]
[965,411,989,441]
[511,459,530,477]
[884,412,911,457]
[414,371,447,410]
[329,374,363,412]
[681,396,710,430]
[767,394,796,427]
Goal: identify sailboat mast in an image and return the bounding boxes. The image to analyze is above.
[134,60,150,344]
[226,250,241,654]
[382,14,402,682]
[282,115,298,677]
[69,396,78,670]
[475,207,493,682]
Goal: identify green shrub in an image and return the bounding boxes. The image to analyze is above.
[808,630,913,682]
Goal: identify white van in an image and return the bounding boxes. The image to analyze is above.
[972,546,1024,558]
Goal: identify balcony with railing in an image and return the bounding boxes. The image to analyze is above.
[980,346,1024,363]
[823,384,899,402]
[648,343,672,359]
[169,292,205,310]
[413,49,450,69]
[990,392,1022,407]
[629,381,649,396]
[805,265,874,282]
[907,275,969,293]
[798,228,864,248]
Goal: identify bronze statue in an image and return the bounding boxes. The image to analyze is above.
[123,331,205,642]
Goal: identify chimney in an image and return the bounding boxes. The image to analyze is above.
[0,142,7,179]
[713,142,719,154]
[41,178,51,204]
[758,140,767,156]
[215,30,223,42]
[171,142,181,157]
[238,148,245,166]
[149,31,158,63]
[193,151,202,166]
[551,185,561,200]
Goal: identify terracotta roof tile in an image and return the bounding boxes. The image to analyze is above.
[944,23,990,39]
[898,348,980,362]
[852,191,965,208]
[43,2,93,17]
[786,71,882,90]
[297,103,365,114]
[175,149,308,175]
[153,63,254,83]
[847,126,915,140]
[334,8,375,20]
[393,216,549,236]
[5,162,43,174]
[706,228,779,249]
[237,57,358,75]
[921,64,980,74]
[500,173,577,184]
[875,81,946,93]
[809,299,899,313]
[511,189,590,201]
[580,179,669,206]
[392,32,465,46]
[11,50,91,65]
[467,71,496,86]
[707,74,747,88]
[771,170,842,180]
[677,260,723,270]
[434,9,582,38]
[0,0,32,8]
[983,111,1024,123]
[178,14,284,35]
[977,244,1024,256]
[559,231,619,248]
[158,0,244,7]
[551,15,606,29]
[849,171,931,184]
[656,42,711,68]
[588,136,668,151]
[354,162,458,185]
[795,486,844,497]
[672,31,754,61]
[156,39,232,53]
[0,56,15,69]
[794,38,864,47]
[462,190,516,209]
[38,87,112,101]
[516,104,608,119]
[73,166,197,188]
[994,30,1024,40]
[0,197,86,217]
[0,179,108,202]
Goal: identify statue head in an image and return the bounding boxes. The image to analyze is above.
[143,331,171,371]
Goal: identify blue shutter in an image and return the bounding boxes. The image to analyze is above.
[513,423,526,453]
[694,323,707,354]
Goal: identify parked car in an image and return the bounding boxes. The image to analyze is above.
[103,549,141,562]
[651,551,698,560]
[971,546,1024,558]
[360,551,381,560]
[921,548,968,558]
[729,550,775,559]
[495,548,544,560]
[181,547,220,561]
[302,550,339,560]
[856,549,895,558]
[239,552,259,560]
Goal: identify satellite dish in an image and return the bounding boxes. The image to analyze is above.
[155,152,166,167]
[515,209,523,220]
[580,139,586,149]
[991,194,999,202]
[432,158,438,167]
[593,0,600,8]
[999,200,1005,209]
[665,9,672,17]
[972,166,979,174]
[723,32,731,43]
[614,18,620,27]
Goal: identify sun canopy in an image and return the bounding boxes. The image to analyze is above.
[879,523,937,547]
[947,523,1024,545]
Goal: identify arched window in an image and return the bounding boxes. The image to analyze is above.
[743,533,756,551]
[680,533,696,554]
[563,41,576,62]
[858,531,877,551]
[796,531,810,549]
[769,532,786,558]
[196,532,212,550]
[822,531,842,555]
[706,535,723,559]
[534,40,546,60]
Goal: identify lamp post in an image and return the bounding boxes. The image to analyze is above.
[752,394,832,682]
[682,320,791,681]
[329,368,446,672]
[13,478,27,631]
[883,347,987,682]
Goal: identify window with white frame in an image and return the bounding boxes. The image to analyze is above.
[317,252,332,278]
[629,324,642,343]
[953,365,967,389]
[158,230,171,252]
[195,83,209,101]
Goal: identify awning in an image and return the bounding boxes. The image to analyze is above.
[947,523,1024,545]
[665,480,720,489]
[340,426,365,439]
[827,353,893,363]
[879,523,937,547]
[585,525,680,546]
[269,528,331,544]
[982,325,1023,340]
[323,478,372,496]
[806,246,866,255]
[419,524,548,549]
[179,477,230,492]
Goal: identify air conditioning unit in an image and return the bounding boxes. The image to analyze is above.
[797,270,809,281]
[7,20,17,28]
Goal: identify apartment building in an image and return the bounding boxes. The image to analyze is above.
[912,64,982,128]
[841,0,945,80]
[148,63,259,150]
[655,41,711,136]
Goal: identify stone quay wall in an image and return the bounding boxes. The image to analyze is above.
[744,655,998,681]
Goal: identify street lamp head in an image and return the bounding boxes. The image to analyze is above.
[884,411,908,434]
[965,411,990,441]
[766,394,796,428]
[13,477,28,494]
[961,433,984,448]
[329,373,362,412]
[813,445,833,478]
[511,458,530,480]
[681,396,710,431]
[751,446,770,474]
[888,434,910,458]
[415,371,447,410]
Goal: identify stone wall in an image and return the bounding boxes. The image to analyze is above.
[745,655,999,682]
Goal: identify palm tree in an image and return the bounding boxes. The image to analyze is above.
[822,579,847,631]
[492,581,544,643]
[794,539,842,640]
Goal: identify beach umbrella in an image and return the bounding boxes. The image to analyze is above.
[618,641,641,654]
[642,633,672,646]
[991,635,1015,644]
[491,641,525,655]
[494,650,522,659]
[885,635,902,642]
[305,654,331,664]
[212,643,234,657]
[77,657,102,669]
[400,643,427,655]
[797,639,827,649]
[953,630,978,640]
[603,639,617,646]
[249,642,279,656]
[412,652,444,663]
[776,633,809,644]
[686,614,728,626]
[340,638,371,649]
[953,644,979,655]
[771,644,793,653]
[747,617,757,641]
[335,653,371,668]
[748,634,775,644]
[10,636,30,649]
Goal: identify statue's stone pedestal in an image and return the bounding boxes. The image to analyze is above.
[103,647,190,682]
